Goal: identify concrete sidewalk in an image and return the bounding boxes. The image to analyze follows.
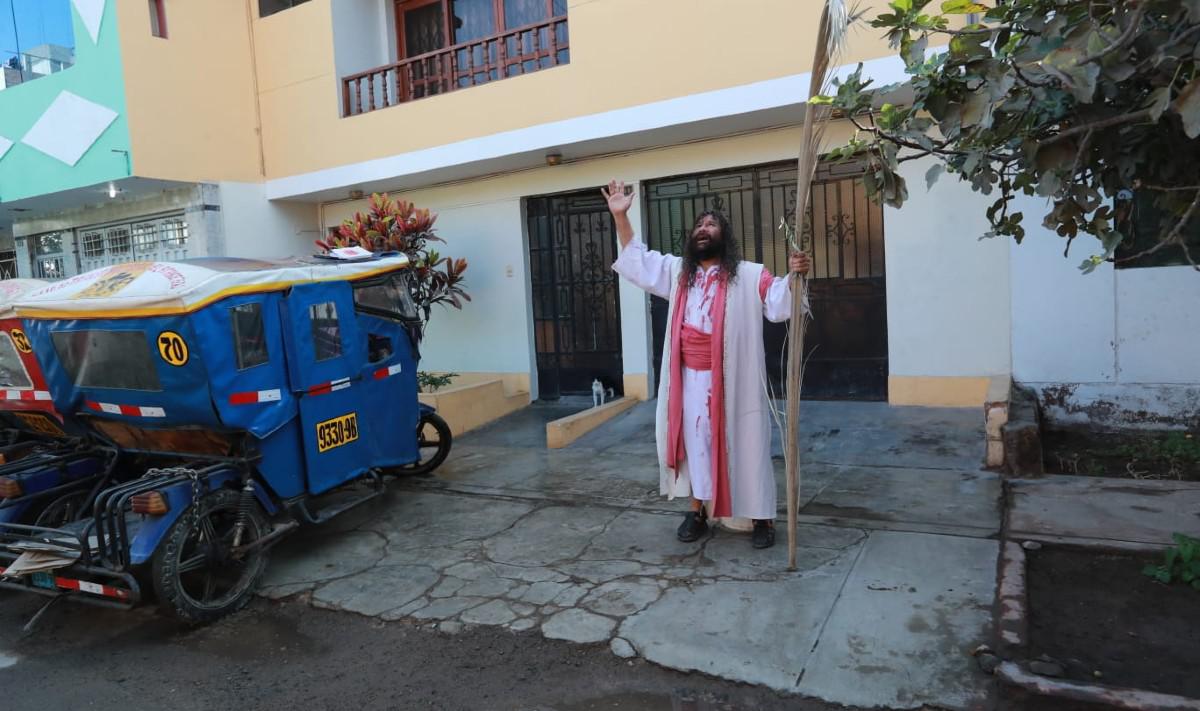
[261,401,1002,710]
[1008,474,1200,548]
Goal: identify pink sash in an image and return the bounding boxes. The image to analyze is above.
[665,275,732,518]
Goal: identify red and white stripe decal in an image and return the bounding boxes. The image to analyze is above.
[1,390,52,401]
[372,364,402,380]
[85,401,166,418]
[307,377,351,396]
[0,567,131,600]
[229,388,283,405]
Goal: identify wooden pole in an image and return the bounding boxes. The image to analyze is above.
[786,0,841,571]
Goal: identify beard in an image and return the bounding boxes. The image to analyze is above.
[686,234,724,261]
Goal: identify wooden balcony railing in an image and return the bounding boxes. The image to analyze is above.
[342,16,569,117]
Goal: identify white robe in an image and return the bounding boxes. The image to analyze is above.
[613,240,799,519]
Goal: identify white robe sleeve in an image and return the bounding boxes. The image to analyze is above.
[612,239,679,300]
[763,275,812,323]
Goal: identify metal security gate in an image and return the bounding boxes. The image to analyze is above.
[527,190,623,400]
[645,160,887,400]
[78,214,191,273]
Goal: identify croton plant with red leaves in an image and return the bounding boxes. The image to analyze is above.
[316,193,470,320]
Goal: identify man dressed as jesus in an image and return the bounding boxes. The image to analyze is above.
[604,180,811,549]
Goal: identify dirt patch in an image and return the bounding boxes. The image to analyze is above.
[1042,428,1200,481]
[1025,546,1200,699]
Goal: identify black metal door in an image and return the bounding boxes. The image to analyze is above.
[644,160,887,400]
[527,190,623,400]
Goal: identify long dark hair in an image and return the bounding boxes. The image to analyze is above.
[681,209,740,286]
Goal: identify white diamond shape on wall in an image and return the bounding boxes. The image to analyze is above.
[0,135,12,161]
[21,91,118,166]
[72,0,106,44]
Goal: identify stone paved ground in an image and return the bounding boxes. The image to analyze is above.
[261,400,1003,710]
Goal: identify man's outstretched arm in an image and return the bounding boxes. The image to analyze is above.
[604,179,677,299]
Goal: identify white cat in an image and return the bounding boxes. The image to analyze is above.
[592,378,615,408]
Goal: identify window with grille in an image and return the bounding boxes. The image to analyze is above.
[162,218,189,247]
[132,223,159,255]
[81,230,105,258]
[107,227,132,256]
[78,215,189,271]
[31,233,67,280]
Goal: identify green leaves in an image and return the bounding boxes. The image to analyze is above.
[827,0,1200,273]
[1146,86,1173,122]
[949,32,991,64]
[1144,534,1200,590]
[901,32,929,67]
[925,163,945,190]
[941,0,987,13]
[1174,77,1200,139]
[1043,43,1100,103]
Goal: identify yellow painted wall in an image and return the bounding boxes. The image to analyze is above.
[253,0,898,180]
[888,376,993,408]
[117,0,262,182]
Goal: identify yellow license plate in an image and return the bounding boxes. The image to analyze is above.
[315,412,359,453]
[14,412,66,437]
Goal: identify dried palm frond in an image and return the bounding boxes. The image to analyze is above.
[784,0,853,571]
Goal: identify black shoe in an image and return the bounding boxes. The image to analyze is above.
[677,511,709,542]
[752,519,775,549]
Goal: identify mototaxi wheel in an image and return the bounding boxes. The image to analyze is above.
[401,412,452,477]
[151,488,269,624]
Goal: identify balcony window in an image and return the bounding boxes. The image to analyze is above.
[342,0,569,116]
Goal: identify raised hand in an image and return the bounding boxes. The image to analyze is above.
[601,179,635,216]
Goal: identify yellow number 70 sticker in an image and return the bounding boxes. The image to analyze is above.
[157,331,190,366]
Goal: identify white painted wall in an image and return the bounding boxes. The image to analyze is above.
[1009,194,1200,428]
[1010,214,1116,384]
[883,157,1012,379]
[321,128,823,393]
[218,181,319,258]
[330,0,393,112]
[320,125,1018,401]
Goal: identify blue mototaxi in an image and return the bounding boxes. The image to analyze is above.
[0,254,451,622]
[0,278,117,528]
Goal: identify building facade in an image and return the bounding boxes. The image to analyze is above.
[0,0,1196,426]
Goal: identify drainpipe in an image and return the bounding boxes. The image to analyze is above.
[244,0,267,178]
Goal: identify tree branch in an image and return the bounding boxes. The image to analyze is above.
[1138,184,1200,192]
[1113,188,1200,264]
[926,27,996,36]
[1081,1,1149,64]
[1041,108,1154,145]
[1068,129,1094,179]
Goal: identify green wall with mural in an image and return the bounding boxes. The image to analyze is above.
[0,0,130,203]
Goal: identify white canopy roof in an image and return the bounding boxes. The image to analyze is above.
[0,279,49,319]
[15,256,410,319]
